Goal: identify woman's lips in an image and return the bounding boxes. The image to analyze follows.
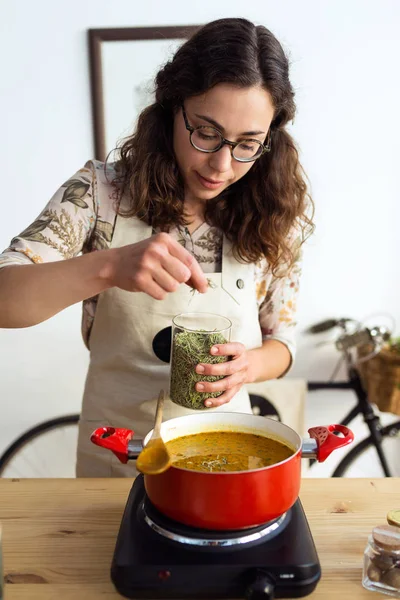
[195,172,225,190]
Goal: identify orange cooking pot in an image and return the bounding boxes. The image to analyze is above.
[91,412,353,530]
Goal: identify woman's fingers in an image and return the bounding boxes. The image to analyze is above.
[184,260,209,293]
[143,278,170,301]
[194,341,249,407]
[159,253,194,285]
[196,371,246,395]
[165,236,208,293]
[204,386,241,407]
[208,342,245,357]
[153,267,183,293]
[196,354,248,377]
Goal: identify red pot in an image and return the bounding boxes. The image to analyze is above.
[91,412,353,530]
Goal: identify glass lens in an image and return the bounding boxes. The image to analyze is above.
[191,127,222,151]
[233,141,263,161]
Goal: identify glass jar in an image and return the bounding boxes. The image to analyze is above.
[170,312,232,410]
[363,524,400,597]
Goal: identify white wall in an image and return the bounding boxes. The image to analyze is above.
[1,0,399,452]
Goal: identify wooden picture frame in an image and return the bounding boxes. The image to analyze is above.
[88,26,200,161]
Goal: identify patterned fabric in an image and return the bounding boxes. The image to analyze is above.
[0,160,302,359]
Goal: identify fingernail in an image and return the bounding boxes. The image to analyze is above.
[210,346,218,354]
[196,365,205,373]
[205,400,213,407]
[197,383,205,391]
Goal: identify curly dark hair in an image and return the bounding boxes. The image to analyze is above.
[114,17,314,275]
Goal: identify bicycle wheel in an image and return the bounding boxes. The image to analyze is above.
[0,415,80,478]
[332,420,400,477]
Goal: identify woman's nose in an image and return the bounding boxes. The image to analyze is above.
[208,144,232,173]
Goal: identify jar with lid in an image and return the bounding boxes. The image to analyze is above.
[363,524,400,597]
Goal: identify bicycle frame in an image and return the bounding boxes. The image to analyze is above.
[308,368,394,477]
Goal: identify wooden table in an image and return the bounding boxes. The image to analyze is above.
[0,477,399,599]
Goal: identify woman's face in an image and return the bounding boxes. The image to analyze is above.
[173,83,275,207]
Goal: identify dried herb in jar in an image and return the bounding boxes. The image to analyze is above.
[170,330,228,410]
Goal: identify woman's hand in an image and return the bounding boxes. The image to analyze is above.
[195,342,254,407]
[107,232,208,299]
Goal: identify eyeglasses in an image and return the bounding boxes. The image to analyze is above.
[181,105,271,163]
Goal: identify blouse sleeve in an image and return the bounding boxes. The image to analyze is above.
[256,235,303,370]
[0,161,98,269]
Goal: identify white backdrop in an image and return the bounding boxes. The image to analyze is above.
[1,0,399,453]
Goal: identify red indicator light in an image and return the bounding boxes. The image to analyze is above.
[158,570,171,580]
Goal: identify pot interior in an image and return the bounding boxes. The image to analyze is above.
[144,411,301,454]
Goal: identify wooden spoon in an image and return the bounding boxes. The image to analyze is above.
[136,389,171,475]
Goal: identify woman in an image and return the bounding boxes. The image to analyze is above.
[0,18,313,476]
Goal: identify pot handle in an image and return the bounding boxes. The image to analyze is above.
[91,427,135,464]
[307,424,354,462]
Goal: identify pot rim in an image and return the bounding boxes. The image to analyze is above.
[143,411,302,476]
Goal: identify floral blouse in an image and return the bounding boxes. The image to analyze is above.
[0,160,302,361]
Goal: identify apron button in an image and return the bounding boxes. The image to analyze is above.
[236,279,244,289]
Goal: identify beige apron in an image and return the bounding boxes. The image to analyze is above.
[76,187,263,477]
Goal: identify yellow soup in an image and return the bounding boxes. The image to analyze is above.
[166,431,294,473]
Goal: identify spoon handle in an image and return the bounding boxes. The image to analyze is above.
[153,389,166,437]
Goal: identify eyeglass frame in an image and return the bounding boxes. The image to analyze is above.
[181,104,272,163]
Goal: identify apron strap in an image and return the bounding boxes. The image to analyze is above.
[221,237,254,305]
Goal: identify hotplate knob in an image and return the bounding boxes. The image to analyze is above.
[245,571,275,599]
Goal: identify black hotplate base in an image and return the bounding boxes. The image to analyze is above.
[111,475,321,599]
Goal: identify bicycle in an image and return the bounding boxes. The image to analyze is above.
[306,317,400,477]
[0,414,80,478]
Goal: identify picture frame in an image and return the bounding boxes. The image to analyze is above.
[88,25,200,161]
